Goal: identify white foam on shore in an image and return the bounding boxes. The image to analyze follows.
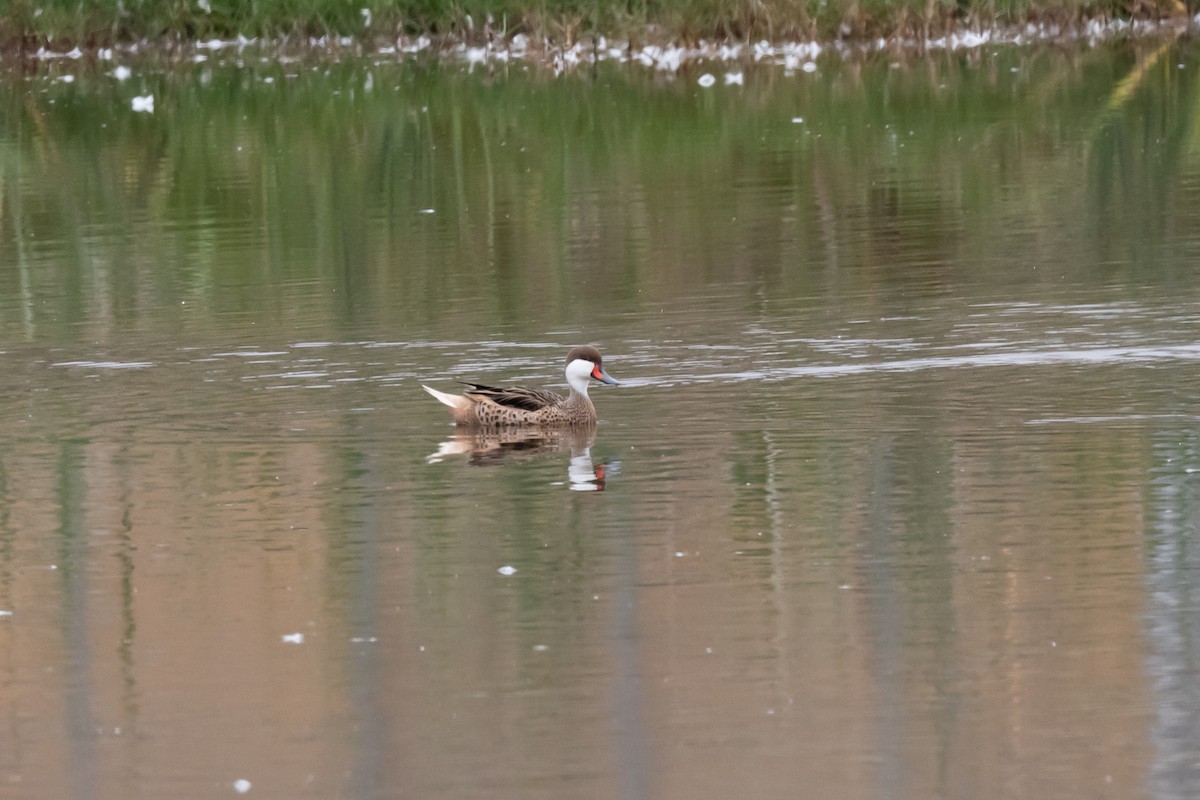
[428,17,1187,71]
[23,15,1193,71]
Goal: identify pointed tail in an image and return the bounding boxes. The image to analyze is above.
[422,384,470,411]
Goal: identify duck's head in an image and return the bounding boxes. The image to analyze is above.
[565,346,620,393]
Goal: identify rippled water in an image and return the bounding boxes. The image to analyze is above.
[3,40,1200,799]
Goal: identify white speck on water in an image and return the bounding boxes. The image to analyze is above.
[497,565,517,576]
[723,71,743,85]
[697,73,716,87]
[791,116,804,124]
[350,636,377,643]
[0,610,12,617]
[281,632,305,644]
[839,583,851,589]
[418,208,436,214]
[674,551,685,558]
[131,94,154,113]
[533,644,549,652]
[233,778,252,794]
[802,61,818,73]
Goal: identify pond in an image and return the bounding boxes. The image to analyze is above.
[2,39,1200,799]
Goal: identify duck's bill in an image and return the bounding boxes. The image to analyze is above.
[592,365,620,385]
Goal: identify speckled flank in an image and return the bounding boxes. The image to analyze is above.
[463,390,596,427]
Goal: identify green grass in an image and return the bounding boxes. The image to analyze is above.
[0,0,1188,50]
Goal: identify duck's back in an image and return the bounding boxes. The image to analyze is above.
[462,384,564,412]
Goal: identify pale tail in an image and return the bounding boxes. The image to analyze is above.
[422,384,469,410]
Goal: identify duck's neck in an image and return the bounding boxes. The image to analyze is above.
[565,385,594,410]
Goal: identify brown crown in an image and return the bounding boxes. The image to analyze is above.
[565,345,604,366]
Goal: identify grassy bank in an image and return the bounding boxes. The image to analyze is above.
[0,0,1193,51]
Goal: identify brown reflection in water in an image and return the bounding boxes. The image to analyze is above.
[942,426,1149,798]
[0,335,1173,800]
[0,404,363,797]
[615,380,1153,800]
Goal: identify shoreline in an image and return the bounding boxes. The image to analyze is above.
[6,14,1195,71]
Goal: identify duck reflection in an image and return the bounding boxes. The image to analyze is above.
[426,426,615,491]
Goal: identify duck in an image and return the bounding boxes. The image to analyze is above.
[422,346,619,427]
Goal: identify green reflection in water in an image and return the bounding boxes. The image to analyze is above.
[2,42,1200,347]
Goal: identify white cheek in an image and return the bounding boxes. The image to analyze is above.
[565,359,594,391]
[566,358,593,378]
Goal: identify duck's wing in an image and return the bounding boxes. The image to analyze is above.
[461,383,563,412]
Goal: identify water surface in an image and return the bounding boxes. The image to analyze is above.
[2,40,1200,799]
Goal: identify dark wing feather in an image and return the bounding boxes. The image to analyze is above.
[461,383,563,412]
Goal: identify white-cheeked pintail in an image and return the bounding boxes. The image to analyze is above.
[422,345,620,427]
